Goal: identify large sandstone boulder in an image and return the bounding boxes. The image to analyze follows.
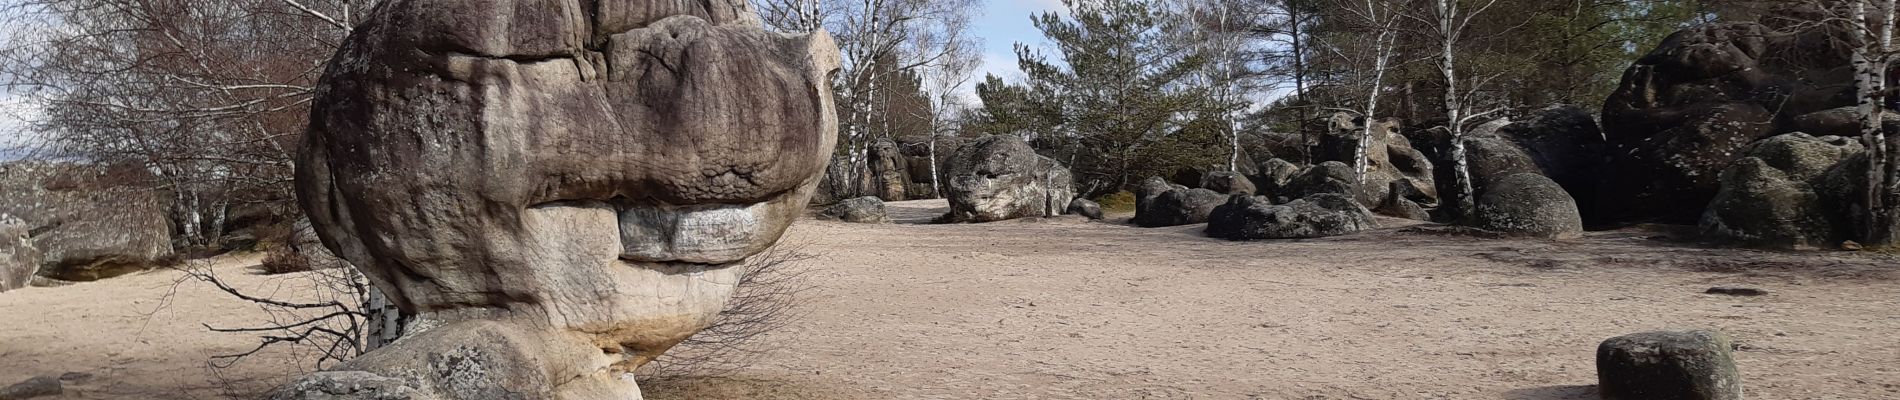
[1134,188,1226,228]
[279,1,841,398]
[0,162,174,281]
[1599,21,1856,224]
[1597,330,1743,400]
[1312,114,1438,207]
[0,215,38,293]
[867,138,912,201]
[940,135,1076,223]
[1206,194,1377,240]
[1700,133,1863,249]
[1473,173,1584,239]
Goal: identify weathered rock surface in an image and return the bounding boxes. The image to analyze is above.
[1134,188,1226,228]
[1278,162,1360,202]
[1206,194,1377,240]
[0,376,60,400]
[281,1,840,398]
[1200,171,1256,195]
[1373,181,1431,221]
[1700,133,1862,249]
[1474,173,1584,239]
[1067,198,1104,220]
[1134,176,1186,215]
[0,215,38,293]
[1312,114,1438,207]
[0,162,174,281]
[1249,158,1302,196]
[941,135,1076,223]
[1491,105,1607,210]
[1792,106,1900,139]
[1597,330,1743,400]
[1600,21,1856,224]
[823,196,891,224]
[867,138,912,201]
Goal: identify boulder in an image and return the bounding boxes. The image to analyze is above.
[0,215,37,293]
[1600,21,1857,224]
[1493,105,1608,211]
[867,137,912,201]
[1134,176,1185,214]
[1312,114,1438,207]
[0,376,60,400]
[1134,188,1227,228]
[0,162,175,281]
[1474,173,1584,239]
[1200,171,1256,195]
[278,1,841,398]
[1373,180,1432,221]
[822,196,891,224]
[1206,193,1377,240]
[1067,198,1104,220]
[1460,123,1543,194]
[1278,162,1360,203]
[1597,330,1743,400]
[1250,158,1302,196]
[1792,106,1900,138]
[940,135,1077,223]
[1700,133,1863,249]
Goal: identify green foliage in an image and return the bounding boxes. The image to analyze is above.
[974,0,1238,195]
[1094,191,1138,213]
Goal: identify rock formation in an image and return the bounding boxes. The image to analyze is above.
[1067,199,1104,220]
[1474,173,1585,239]
[0,162,174,281]
[940,135,1076,223]
[823,196,892,224]
[1134,188,1227,228]
[277,1,840,398]
[0,215,38,293]
[1200,171,1256,195]
[1700,133,1864,249]
[1312,114,1438,208]
[1597,330,1743,400]
[1600,21,1856,224]
[867,138,913,201]
[1277,162,1360,203]
[1206,194,1377,240]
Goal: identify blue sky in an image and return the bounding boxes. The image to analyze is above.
[0,1,1071,158]
[972,0,1069,85]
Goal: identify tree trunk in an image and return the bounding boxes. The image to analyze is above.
[1440,0,1477,221]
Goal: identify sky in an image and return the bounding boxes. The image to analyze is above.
[971,0,1069,86]
[0,1,1072,159]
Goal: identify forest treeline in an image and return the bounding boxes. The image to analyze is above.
[0,0,1820,247]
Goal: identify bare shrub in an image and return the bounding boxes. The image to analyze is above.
[164,259,372,372]
[638,244,817,381]
[257,248,314,275]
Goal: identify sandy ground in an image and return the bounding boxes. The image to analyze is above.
[4,199,1898,399]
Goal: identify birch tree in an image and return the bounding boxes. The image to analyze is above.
[755,0,978,198]
[1,0,371,246]
[1325,0,1404,184]
[1408,0,1502,220]
[1843,0,1900,246]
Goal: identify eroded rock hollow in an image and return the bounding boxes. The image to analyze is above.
[279,1,840,398]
